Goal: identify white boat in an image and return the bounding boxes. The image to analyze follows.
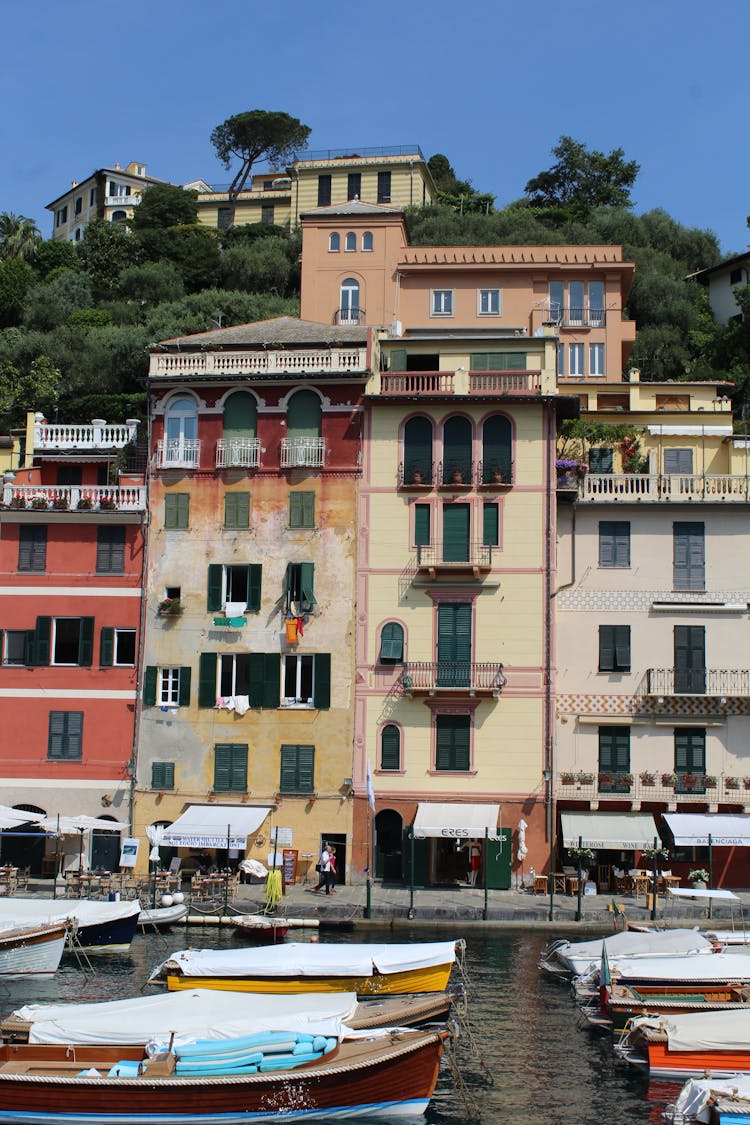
[539,928,714,978]
[137,903,188,930]
[667,1075,750,1122]
[0,897,139,952]
[586,951,750,990]
[0,921,68,978]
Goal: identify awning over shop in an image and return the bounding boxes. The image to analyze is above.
[664,813,750,847]
[561,812,658,850]
[413,803,500,840]
[40,815,124,834]
[162,806,273,850]
[0,805,46,831]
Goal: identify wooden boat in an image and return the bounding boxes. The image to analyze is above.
[668,1075,750,1123]
[540,929,714,979]
[232,914,289,944]
[137,903,188,931]
[0,897,139,953]
[575,952,750,1006]
[0,922,68,979]
[0,1027,448,1122]
[1,988,455,1045]
[584,981,750,1035]
[618,1008,750,1079]
[150,940,462,996]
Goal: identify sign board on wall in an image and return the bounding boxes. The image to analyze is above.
[119,838,139,868]
[271,827,293,847]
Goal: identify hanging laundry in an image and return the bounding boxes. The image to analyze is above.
[234,695,250,716]
[296,616,304,638]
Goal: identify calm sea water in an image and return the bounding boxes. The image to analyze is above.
[0,925,680,1125]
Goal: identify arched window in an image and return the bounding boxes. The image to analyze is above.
[380,724,401,771]
[223,391,257,440]
[287,389,322,440]
[482,415,513,484]
[379,622,404,664]
[442,416,473,485]
[110,210,127,223]
[345,232,356,252]
[328,232,340,252]
[403,416,433,485]
[362,231,373,252]
[165,395,198,447]
[339,278,360,325]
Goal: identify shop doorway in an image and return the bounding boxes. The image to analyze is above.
[91,819,121,872]
[0,805,46,875]
[375,810,403,881]
[319,833,347,886]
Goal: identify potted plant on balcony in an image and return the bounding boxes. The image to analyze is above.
[597,771,614,788]
[639,771,657,786]
[743,777,750,791]
[703,774,718,788]
[561,771,576,785]
[661,772,677,788]
[689,868,709,890]
[30,496,49,510]
[52,496,69,511]
[618,772,634,789]
[681,773,698,790]
[76,497,93,510]
[9,496,26,510]
[725,776,740,790]
[99,496,117,510]
[556,459,588,487]
[158,597,182,617]
[576,771,595,785]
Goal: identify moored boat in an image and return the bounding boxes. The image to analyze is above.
[137,903,189,931]
[232,914,289,943]
[0,922,68,979]
[540,929,714,980]
[618,1008,750,1079]
[583,980,750,1035]
[0,1026,448,1122]
[0,897,139,953]
[667,1075,750,1123]
[149,940,462,996]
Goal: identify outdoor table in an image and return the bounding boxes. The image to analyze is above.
[533,875,548,894]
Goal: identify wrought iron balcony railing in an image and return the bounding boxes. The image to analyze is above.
[414,541,496,569]
[280,437,326,468]
[332,307,366,326]
[556,771,750,804]
[399,661,506,696]
[155,439,201,469]
[215,438,262,469]
[644,668,750,698]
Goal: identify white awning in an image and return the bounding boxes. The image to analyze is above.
[0,805,46,831]
[668,886,739,902]
[40,815,124,834]
[413,803,500,840]
[561,812,658,850]
[162,806,273,849]
[664,813,750,847]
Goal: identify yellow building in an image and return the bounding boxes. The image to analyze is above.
[46,162,165,242]
[192,145,436,231]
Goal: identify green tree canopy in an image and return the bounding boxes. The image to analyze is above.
[0,354,61,426]
[524,136,640,223]
[426,153,495,215]
[32,239,80,281]
[77,220,139,300]
[0,259,36,328]
[117,261,185,306]
[23,270,94,331]
[0,213,42,262]
[210,110,311,216]
[130,184,199,231]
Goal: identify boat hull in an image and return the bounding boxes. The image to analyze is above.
[0,1032,444,1122]
[70,915,139,954]
[166,963,453,996]
[647,1041,750,1079]
[0,926,67,979]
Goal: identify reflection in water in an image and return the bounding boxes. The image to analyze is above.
[0,926,675,1124]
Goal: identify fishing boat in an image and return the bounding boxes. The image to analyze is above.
[540,928,714,979]
[0,921,68,979]
[137,903,189,931]
[232,914,289,943]
[0,1026,448,1122]
[618,1008,750,1079]
[667,1075,750,1123]
[583,980,750,1035]
[150,940,462,996]
[1,987,455,1045]
[0,897,139,953]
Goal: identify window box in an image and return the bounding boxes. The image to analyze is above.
[76,497,93,510]
[31,497,50,510]
[52,497,69,511]
[681,773,698,790]
[99,497,117,510]
[598,771,614,788]
[639,771,657,786]
[158,597,183,617]
[744,777,750,791]
[725,776,740,790]
[576,771,595,785]
[9,496,26,510]
[561,772,576,785]
[661,772,677,787]
[703,774,717,788]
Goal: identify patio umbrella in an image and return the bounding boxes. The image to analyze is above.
[40,816,123,874]
[146,823,166,864]
[0,805,45,830]
[517,819,528,887]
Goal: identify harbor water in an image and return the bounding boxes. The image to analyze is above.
[0,926,679,1124]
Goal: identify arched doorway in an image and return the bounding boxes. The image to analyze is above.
[90,816,122,872]
[375,809,403,881]
[0,805,46,874]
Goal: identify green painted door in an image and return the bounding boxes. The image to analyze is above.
[442,504,470,562]
[403,830,430,886]
[437,602,471,687]
[485,830,512,889]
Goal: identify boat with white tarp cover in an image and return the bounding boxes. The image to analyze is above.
[0,897,139,952]
[667,1075,750,1123]
[618,1008,750,1078]
[540,928,714,979]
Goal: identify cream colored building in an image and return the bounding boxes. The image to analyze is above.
[555,374,750,886]
[46,161,164,242]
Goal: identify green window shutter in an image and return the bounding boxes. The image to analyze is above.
[599,727,630,773]
[100,627,114,667]
[403,417,433,484]
[48,711,66,759]
[599,521,630,568]
[442,417,472,483]
[436,714,470,771]
[483,503,499,547]
[437,603,472,665]
[18,525,47,572]
[143,665,157,706]
[599,626,615,672]
[177,493,189,527]
[380,724,400,770]
[224,492,250,529]
[248,653,265,708]
[280,745,298,792]
[589,447,614,474]
[313,653,331,709]
[289,491,315,529]
[481,416,512,483]
[675,728,705,774]
[78,617,95,667]
[614,626,631,671]
[389,348,407,371]
[230,745,248,791]
[414,504,431,546]
[470,352,490,372]
[280,745,315,793]
[472,352,525,371]
[152,762,175,790]
[223,391,257,439]
[198,653,217,708]
[178,666,192,707]
[287,390,321,440]
[380,622,404,662]
[297,745,314,792]
[207,564,223,611]
[247,564,262,612]
[674,625,706,693]
[665,449,693,474]
[674,522,705,591]
[299,562,316,610]
[165,493,189,529]
[215,744,248,791]
[442,504,470,563]
[35,616,51,666]
[96,526,125,573]
[214,744,231,791]
[262,653,280,709]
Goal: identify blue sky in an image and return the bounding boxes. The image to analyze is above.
[2,0,748,256]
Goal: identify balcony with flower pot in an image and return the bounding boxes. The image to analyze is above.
[1,484,146,512]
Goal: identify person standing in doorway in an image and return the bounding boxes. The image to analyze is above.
[314,843,330,893]
[327,846,337,894]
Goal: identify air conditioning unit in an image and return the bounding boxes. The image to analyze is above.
[390,319,403,337]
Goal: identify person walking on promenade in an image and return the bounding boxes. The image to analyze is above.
[327,846,337,894]
[314,843,330,894]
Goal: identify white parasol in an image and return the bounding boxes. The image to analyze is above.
[146,823,166,864]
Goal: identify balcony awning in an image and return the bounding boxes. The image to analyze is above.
[664,813,750,847]
[162,806,273,850]
[413,803,500,840]
[561,812,658,850]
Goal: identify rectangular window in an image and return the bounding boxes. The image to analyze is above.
[151,762,175,790]
[588,281,605,325]
[569,343,584,375]
[347,172,361,200]
[3,630,27,665]
[673,522,705,591]
[89,187,96,206]
[435,714,470,771]
[52,617,94,666]
[377,170,391,203]
[589,343,605,376]
[317,174,332,206]
[589,447,613,474]
[730,268,743,285]
[261,204,274,225]
[289,491,315,529]
[207,563,262,613]
[279,744,315,793]
[18,525,47,572]
[414,504,431,547]
[477,288,501,316]
[665,448,694,474]
[675,727,706,792]
[549,281,564,322]
[224,492,250,529]
[283,654,314,706]
[598,726,630,792]
[599,521,630,568]
[114,628,136,666]
[159,667,181,705]
[58,206,68,225]
[285,562,316,612]
[431,289,453,317]
[96,526,126,574]
[164,493,189,530]
[48,711,83,760]
[219,652,251,697]
[214,743,248,792]
[556,344,565,377]
[569,281,585,325]
[482,502,499,547]
[599,625,631,672]
[217,207,232,230]
[74,196,82,215]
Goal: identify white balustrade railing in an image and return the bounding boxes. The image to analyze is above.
[216,438,262,469]
[152,349,368,378]
[34,420,138,451]
[2,485,146,511]
[280,437,326,468]
[155,439,201,468]
[105,195,139,207]
[581,473,750,502]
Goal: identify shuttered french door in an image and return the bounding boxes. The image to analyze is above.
[437,602,472,687]
[442,504,470,562]
[674,625,706,694]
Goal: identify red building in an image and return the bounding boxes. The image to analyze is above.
[0,413,145,874]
